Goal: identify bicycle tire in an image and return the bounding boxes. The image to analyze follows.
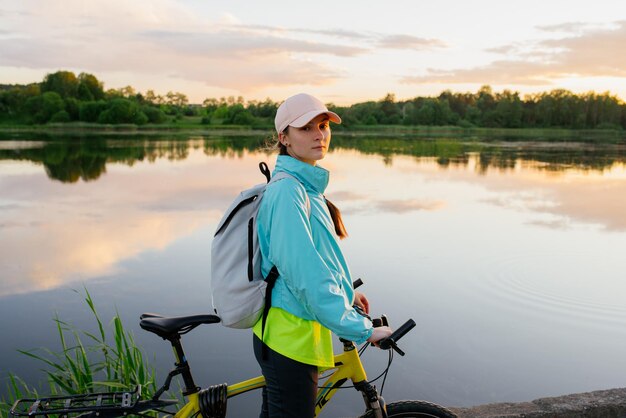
[359,400,457,418]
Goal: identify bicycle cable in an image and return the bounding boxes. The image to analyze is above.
[316,343,394,391]
[317,342,371,382]
[379,349,393,396]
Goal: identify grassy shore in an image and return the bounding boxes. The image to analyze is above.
[1,118,625,143]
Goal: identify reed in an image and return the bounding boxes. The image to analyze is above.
[0,288,162,417]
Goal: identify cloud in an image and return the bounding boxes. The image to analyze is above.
[527,218,572,230]
[325,190,368,201]
[402,20,626,86]
[0,203,22,211]
[0,1,355,91]
[536,21,618,34]
[247,25,370,41]
[403,60,558,85]
[140,29,367,58]
[536,22,592,33]
[343,197,446,214]
[301,28,371,40]
[0,1,445,92]
[377,34,446,50]
[0,146,267,297]
[375,198,445,213]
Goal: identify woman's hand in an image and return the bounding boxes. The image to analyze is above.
[367,326,393,345]
[354,291,370,314]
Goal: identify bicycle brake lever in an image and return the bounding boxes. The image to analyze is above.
[390,341,405,356]
[377,338,406,356]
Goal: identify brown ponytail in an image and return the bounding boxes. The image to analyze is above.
[325,198,348,239]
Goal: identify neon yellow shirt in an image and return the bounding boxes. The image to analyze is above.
[253,307,334,368]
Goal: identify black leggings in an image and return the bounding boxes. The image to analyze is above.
[253,334,318,418]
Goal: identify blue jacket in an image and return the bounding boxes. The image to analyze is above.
[257,155,373,344]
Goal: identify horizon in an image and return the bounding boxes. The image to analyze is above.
[1,1,626,105]
[3,73,625,107]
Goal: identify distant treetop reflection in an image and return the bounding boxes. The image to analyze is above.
[0,133,625,183]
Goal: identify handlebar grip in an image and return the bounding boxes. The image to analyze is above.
[391,318,416,341]
[378,319,416,350]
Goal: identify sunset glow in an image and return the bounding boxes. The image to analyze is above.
[1,0,626,104]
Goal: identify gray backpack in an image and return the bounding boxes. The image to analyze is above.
[210,162,309,329]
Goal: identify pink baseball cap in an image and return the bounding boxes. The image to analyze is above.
[274,93,341,133]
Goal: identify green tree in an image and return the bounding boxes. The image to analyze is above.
[475,85,498,127]
[439,90,474,120]
[378,93,402,124]
[401,102,416,125]
[494,90,523,128]
[247,98,278,118]
[97,99,148,125]
[78,72,105,100]
[346,101,382,125]
[211,105,229,124]
[416,99,436,125]
[64,98,80,121]
[50,110,71,123]
[142,105,167,123]
[165,91,188,107]
[24,91,66,123]
[79,101,107,122]
[77,83,95,101]
[41,71,79,98]
[144,90,160,104]
[232,109,254,125]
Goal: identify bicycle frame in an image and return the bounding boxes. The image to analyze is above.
[171,339,372,418]
[10,314,391,418]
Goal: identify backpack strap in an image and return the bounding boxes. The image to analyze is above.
[260,265,279,359]
[259,162,271,183]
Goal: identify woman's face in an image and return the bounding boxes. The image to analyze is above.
[280,113,331,166]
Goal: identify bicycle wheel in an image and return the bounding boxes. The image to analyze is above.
[359,400,457,418]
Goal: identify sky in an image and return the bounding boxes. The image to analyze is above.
[1,0,626,105]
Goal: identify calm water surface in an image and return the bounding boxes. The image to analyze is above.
[1,134,625,416]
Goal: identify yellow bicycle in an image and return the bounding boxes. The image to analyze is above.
[11,305,456,418]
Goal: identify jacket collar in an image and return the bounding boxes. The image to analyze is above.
[273,155,329,195]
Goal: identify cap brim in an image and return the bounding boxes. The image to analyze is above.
[289,110,341,128]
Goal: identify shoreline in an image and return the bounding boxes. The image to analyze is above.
[0,123,624,143]
[450,387,626,417]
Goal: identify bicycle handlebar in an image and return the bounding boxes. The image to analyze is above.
[377,318,416,356]
[351,278,415,356]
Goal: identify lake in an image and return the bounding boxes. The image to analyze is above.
[1,131,626,417]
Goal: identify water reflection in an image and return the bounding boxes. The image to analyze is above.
[1,133,625,183]
[1,133,626,411]
[2,134,626,298]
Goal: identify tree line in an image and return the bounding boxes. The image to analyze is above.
[3,135,623,184]
[1,70,625,130]
[333,88,626,130]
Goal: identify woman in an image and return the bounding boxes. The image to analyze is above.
[253,93,392,418]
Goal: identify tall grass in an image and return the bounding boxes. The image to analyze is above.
[0,288,162,417]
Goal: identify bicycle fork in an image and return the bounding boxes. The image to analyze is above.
[354,380,387,418]
[334,339,387,418]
